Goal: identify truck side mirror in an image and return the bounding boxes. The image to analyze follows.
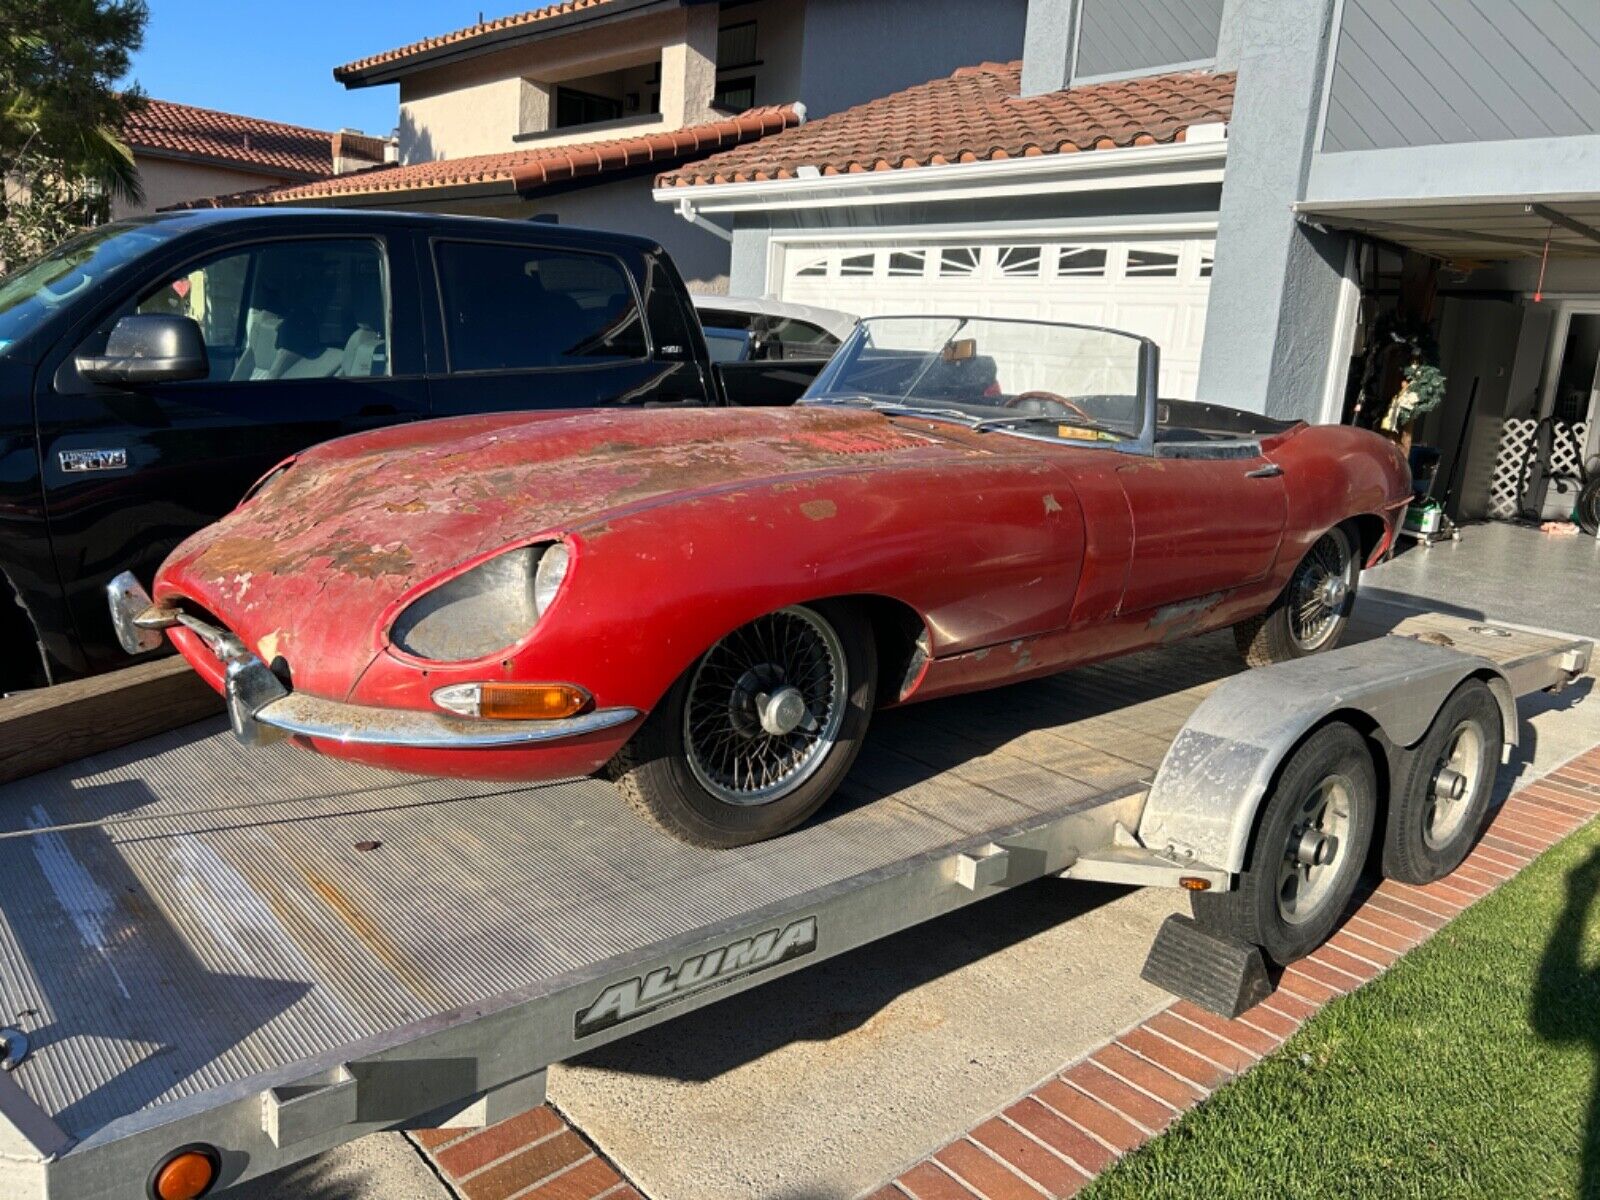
[76,314,209,386]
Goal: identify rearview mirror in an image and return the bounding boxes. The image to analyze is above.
[76,314,209,386]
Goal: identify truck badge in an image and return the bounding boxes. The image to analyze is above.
[59,448,129,473]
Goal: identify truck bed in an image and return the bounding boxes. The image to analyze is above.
[0,603,1582,1174]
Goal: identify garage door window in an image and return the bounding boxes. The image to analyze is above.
[887,251,926,277]
[839,253,876,277]
[939,247,981,277]
[435,241,646,372]
[997,246,1042,277]
[1056,247,1108,277]
[1125,248,1181,278]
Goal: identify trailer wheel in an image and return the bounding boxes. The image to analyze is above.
[609,602,876,847]
[1234,525,1359,668]
[1381,679,1502,884]
[1192,722,1376,964]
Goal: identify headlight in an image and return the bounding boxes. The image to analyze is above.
[391,542,568,662]
[533,542,569,616]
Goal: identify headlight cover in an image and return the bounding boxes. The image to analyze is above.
[391,542,568,662]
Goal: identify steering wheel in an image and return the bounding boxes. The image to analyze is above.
[1003,390,1097,424]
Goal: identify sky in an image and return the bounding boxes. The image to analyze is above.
[122,0,506,134]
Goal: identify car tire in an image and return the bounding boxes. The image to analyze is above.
[1577,477,1600,537]
[609,602,877,847]
[0,581,48,696]
[1234,523,1360,668]
[1191,722,1377,965]
[1381,679,1503,885]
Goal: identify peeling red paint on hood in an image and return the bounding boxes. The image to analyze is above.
[155,406,977,695]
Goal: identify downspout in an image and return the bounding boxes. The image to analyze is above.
[675,196,733,242]
[672,101,805,243]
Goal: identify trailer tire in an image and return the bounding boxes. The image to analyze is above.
[609,602,876,847]
[1234,524,1359,668]
[1381,679,1502,885]
[1192,722,1376,964]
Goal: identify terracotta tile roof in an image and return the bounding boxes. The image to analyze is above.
[180,105,800,209]
[123,98,363,178]
[335,0,619,83]
[657,63,1235,188]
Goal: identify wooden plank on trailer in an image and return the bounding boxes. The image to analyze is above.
[0,657,221,785]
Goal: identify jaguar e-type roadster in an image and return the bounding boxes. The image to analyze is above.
[116,316,1410,846]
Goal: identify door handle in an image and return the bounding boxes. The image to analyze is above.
[1245,464,1283,478]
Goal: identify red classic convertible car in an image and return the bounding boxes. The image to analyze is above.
[116,316,1410,846]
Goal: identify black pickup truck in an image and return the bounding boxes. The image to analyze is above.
[0,208,742,689]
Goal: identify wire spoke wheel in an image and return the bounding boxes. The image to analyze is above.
[683,606,849,807]
[1276,774,1354,926]
[1286,528,1355,652]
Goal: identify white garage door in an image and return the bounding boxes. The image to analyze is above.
[776,235,1215,399]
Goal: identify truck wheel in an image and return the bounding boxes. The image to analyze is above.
[609,602,876,847]
[1382,679,1502,884]
[0,581,48,696]
[1192,722,1376,964]
[1234,525,1359,668]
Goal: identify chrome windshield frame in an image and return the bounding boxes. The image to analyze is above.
[802,314,1159,457]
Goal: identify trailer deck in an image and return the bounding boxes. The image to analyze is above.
[0,603,1588,1198]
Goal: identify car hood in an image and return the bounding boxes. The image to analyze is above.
[156,405,975,693]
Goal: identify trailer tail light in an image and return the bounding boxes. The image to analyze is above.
[1179,876,1212,891]
[150,1146,219,1200]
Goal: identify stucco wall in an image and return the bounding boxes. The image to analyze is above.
[397,8,704,161]
[796,0,1028,119]
[1195,0,1349,420]
[114,155,296,218]
[411,175,732,291]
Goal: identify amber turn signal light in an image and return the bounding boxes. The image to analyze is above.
[479,683,590,720]
[1178,876,1212,892]
[432,681,592,720]
[150,1147,219,1200]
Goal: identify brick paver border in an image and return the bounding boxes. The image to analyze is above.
[872,744,1600,1200]
[409,1105,640,1200]
[405,746,1600,1200]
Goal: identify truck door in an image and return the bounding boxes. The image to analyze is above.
[423,238,712,415]
[1114,453,1288,615]
[37,233,429,674]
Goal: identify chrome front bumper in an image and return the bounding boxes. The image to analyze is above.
[107,571,639,750]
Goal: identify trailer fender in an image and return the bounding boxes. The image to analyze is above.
[1137,637,1518,875]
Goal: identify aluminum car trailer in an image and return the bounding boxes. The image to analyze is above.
[0,600,1588,1200]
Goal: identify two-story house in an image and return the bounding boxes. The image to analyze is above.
[195,0,1029,289]
[660,0,1600,552]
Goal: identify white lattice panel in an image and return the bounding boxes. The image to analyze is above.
[1489,418,1590,519]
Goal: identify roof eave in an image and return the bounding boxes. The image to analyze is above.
[652,135,1229,215]
[334,0,681,89]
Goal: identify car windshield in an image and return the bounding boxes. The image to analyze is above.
[0,219,185,358]
[802,316,1151,443]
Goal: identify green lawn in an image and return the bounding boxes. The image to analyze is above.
[1082,821,1600,1200]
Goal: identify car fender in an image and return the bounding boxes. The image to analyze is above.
[1136,636,1517,874]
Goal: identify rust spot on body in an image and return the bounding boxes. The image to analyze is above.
[800,499,838,521]
[1043,493,1063,514]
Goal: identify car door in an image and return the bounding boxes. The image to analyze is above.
[425,237,712,414]
[37,231,429,673]
[1114,451,1288,615]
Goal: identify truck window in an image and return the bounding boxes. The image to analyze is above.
[129,239,391,382]
[434,241,647,372]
